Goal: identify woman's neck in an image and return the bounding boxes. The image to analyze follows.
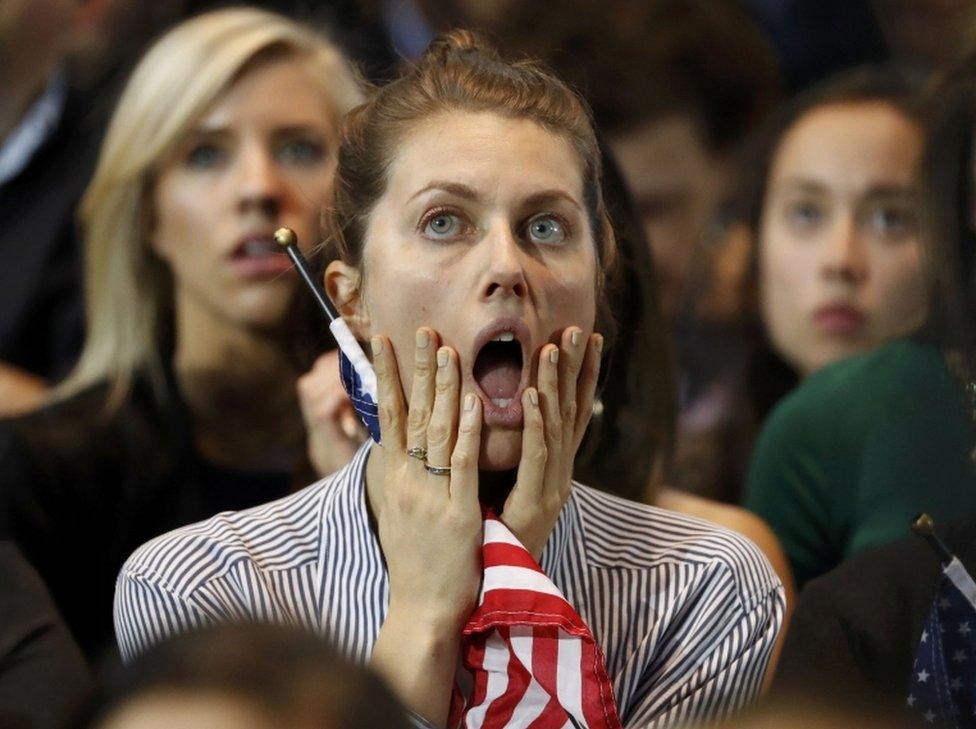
[174,295,304,472]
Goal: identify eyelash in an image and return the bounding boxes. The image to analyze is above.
[416,207,576,242]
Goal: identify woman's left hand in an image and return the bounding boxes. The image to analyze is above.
[502,327,603,559]
[297,350,367,477]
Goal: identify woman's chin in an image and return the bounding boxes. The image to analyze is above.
[477,430,522,471]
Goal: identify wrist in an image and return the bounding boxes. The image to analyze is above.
[386,597,468,638]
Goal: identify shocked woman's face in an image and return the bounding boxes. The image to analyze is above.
[351,111,598,470]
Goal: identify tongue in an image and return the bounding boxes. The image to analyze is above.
[475,350,521,399]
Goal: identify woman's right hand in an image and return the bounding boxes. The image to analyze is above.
[368,327,483,727]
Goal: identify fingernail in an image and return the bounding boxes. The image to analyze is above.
[571,329,581,346]
[527,388,538,406]
[415,328,429,349]
[548,347,559,364]
[464,393,476,411]
[371,337,383,355]
[437,348,449,367]
[595,335,604,354]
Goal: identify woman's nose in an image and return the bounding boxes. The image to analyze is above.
[821,216,868,283]
[482,225,527,300]
[236,144,284,216]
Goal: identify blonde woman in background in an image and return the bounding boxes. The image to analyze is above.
[0,7,363,664]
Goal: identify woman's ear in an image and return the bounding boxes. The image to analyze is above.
[325,260,371,340]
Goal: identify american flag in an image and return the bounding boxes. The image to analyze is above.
[336,345,381,443]
[908,556,976,727]
[450,513,623,729]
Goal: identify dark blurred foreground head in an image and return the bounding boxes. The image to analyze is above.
[75,623,409,729]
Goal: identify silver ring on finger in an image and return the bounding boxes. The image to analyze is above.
[424,463,451,476]
[406,447,428,462]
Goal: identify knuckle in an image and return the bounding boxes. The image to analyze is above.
[547,423,563,444]
[427,420,450,446]
[413,359,432,379]
[379,402,400,429]
[451,450,471,470]
[407,406,429,431]
[561,402,578,424]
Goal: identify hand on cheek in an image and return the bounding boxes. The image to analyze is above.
[503,327,603,560]
[369,328,484,726]
[371,328,483,625]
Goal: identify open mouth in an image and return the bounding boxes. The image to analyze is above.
[233,235,285,259]
[470,318,530,427]
[474,331,524,409]
[229,234,294,278]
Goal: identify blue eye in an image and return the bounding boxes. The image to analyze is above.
[185,143,226,169]
[785,200,824,231]
[423,212,464,239]
[526,215,566,244]
[277,139,325,165]
[866,204,916,240]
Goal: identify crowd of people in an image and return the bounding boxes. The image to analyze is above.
[2,1,976,727]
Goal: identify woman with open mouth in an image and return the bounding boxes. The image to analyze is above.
[115,30,785,728]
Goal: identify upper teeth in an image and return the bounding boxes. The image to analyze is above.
[244,239,276,257]
[492,332,515,342]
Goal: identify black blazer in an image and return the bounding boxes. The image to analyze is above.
[0,84,101,380]
[773,517,976,710]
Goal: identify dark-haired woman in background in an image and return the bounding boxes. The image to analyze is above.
[742,64,976,588]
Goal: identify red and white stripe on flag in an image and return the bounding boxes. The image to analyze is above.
[450,513,623,729]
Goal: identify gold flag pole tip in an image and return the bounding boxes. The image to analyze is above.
[911,513,936,537]
[274,227,297,248]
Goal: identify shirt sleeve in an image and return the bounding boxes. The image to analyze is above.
[113,562,213,663]
[624,568,785,727]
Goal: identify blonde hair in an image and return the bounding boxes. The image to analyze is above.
[61,7,364,410]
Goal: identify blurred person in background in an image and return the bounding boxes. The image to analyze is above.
[0,0,116,416]
[0,7,364,665]
[769,516,976,716]
[743,63,976,588]
[733,66,928,420]
[75,623,409,729]
[0,541,92,729]
[585,0,781,503]
[744,0,975,92]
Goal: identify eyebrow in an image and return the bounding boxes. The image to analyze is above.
[775,178,916,198]
[408,181,583,211]
[190,123,324,137]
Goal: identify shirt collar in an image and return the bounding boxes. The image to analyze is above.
[0,67,68,187]
[346,440,577,576]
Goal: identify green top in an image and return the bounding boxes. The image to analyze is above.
[745,339,976,588]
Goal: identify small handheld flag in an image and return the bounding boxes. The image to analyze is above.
[274,228,380,443]
[908,514,976,727]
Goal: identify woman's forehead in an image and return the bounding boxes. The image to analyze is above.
[383,110,586,206]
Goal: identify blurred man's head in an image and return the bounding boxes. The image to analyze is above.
[79,623,410,729]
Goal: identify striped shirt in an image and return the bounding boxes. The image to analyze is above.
[115,443,784,727]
